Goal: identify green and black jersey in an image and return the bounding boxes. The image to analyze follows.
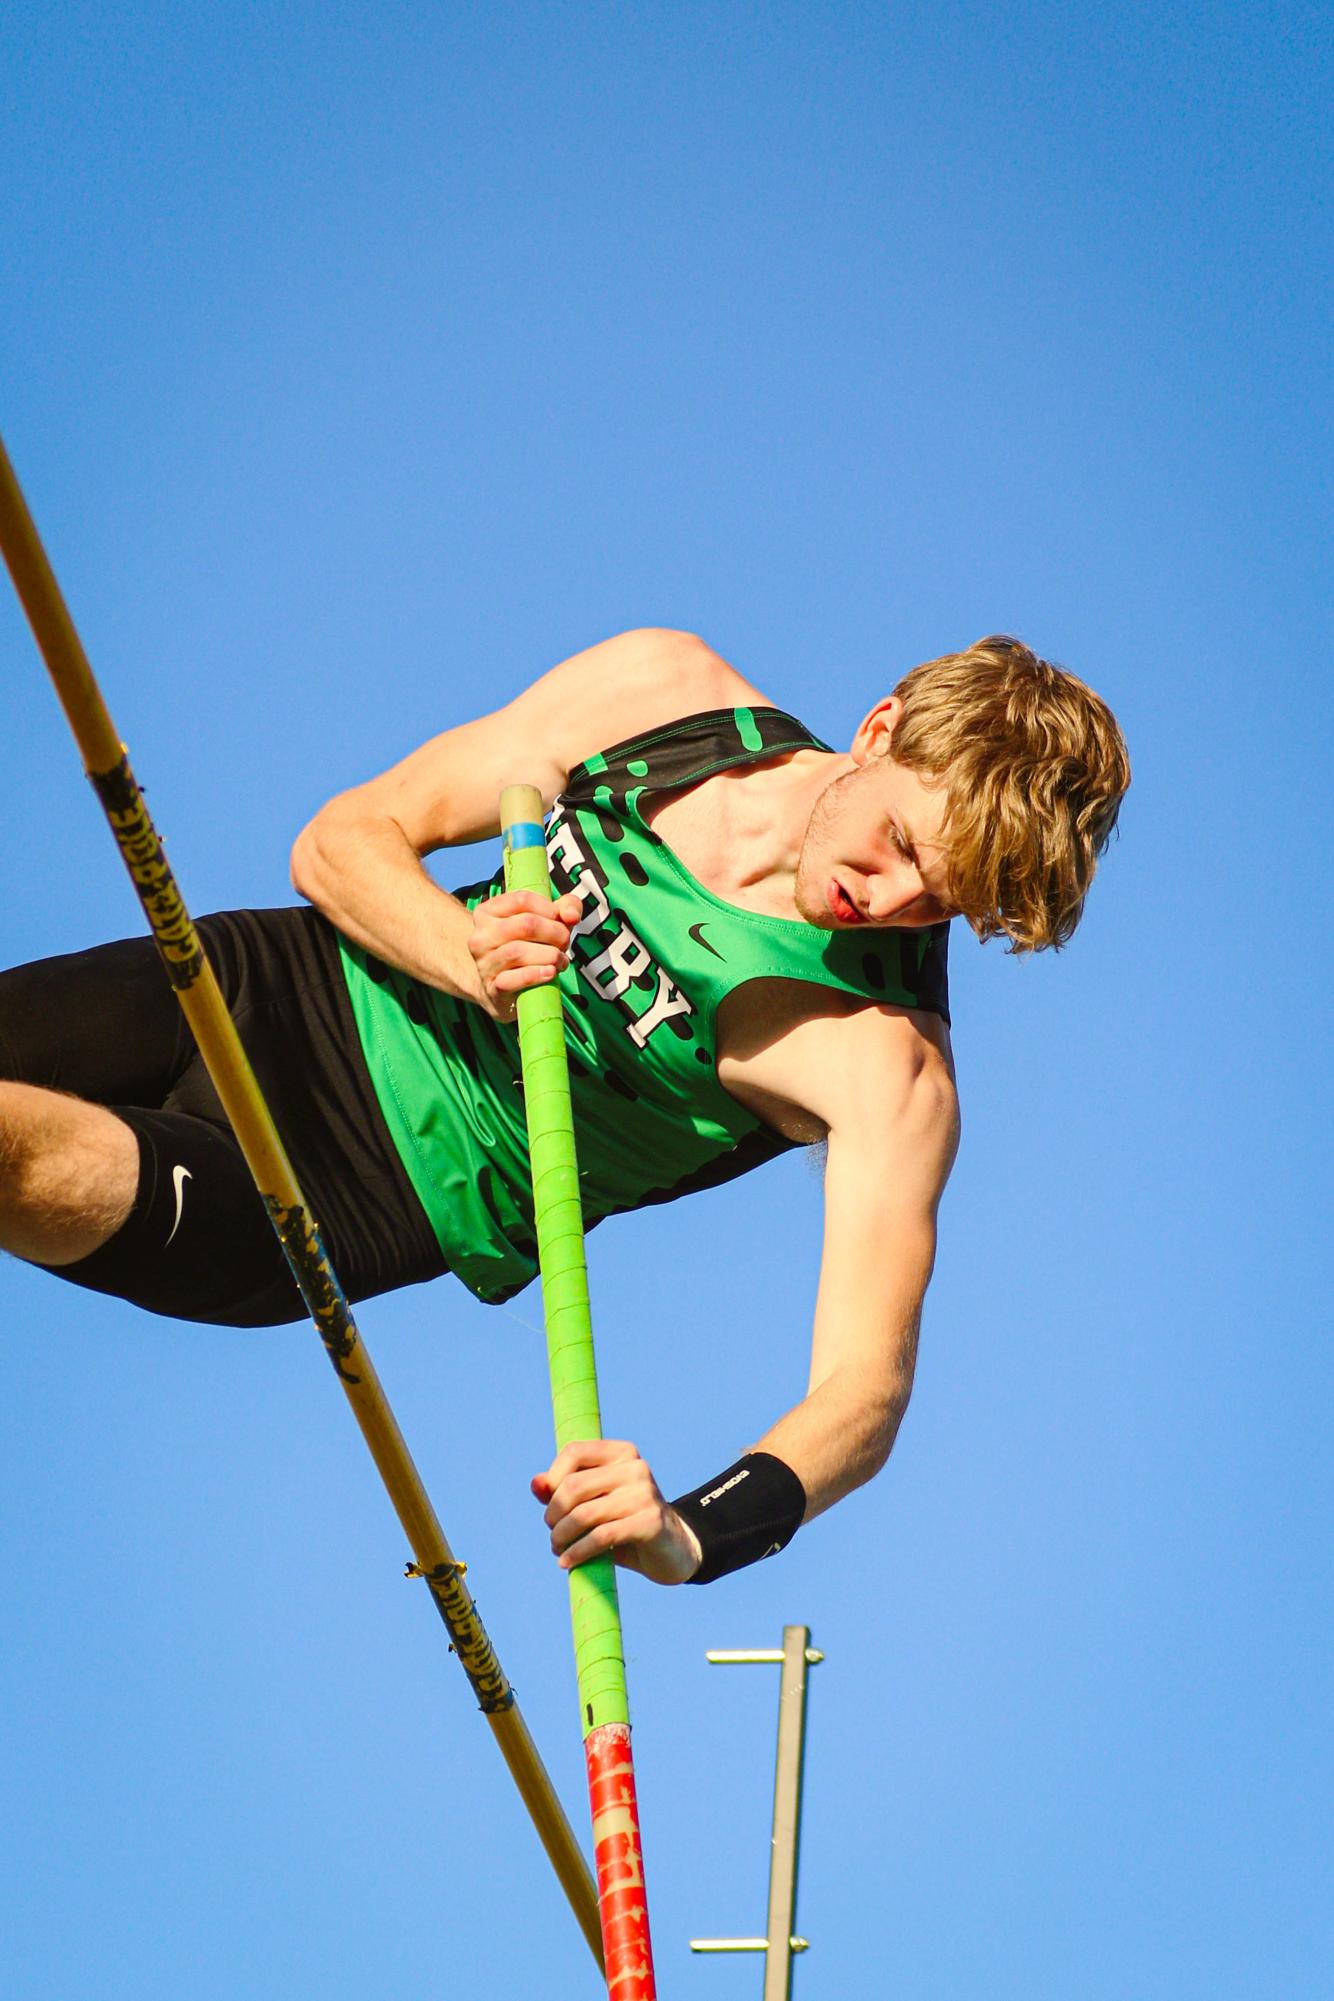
[338,707,951,1303]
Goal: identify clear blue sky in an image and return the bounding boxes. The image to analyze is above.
[2,4,1329,1996]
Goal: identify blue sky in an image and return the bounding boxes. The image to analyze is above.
[1,4,1329,1996]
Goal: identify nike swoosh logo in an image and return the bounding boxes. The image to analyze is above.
[688,921,725,961]
[165,1165,193,1247]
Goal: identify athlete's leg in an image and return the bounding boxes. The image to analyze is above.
[50,1104,306,1325]
[0,933,187,1266]
[0,1080,139,1264]
[0,930,301,1323]
[0,932,193,1100]
[0,910,447,1325]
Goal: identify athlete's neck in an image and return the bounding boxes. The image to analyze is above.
[644,747,849,920]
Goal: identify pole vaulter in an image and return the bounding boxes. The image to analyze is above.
[0,432,604,1972]
[503,788,658,1999]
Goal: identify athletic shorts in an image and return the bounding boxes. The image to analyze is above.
[0,907,446,1326]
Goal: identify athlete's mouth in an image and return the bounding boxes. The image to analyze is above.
[827,879,863,924]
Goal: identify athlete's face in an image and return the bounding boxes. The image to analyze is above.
[794,700,956,930]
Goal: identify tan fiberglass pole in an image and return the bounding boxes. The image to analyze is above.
[0,433,603,1973]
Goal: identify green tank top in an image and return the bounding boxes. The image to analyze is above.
[338,707,950,1303]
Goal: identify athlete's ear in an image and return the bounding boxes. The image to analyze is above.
[849,695,903,767]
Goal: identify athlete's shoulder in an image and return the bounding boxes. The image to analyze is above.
[721,982,957,1147]
[516,628,776,770]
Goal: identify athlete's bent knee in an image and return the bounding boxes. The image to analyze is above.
[0,1081,139,1266]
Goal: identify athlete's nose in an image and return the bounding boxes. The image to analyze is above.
[866,867,924,923]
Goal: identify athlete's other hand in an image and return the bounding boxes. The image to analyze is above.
[468,890,582,1019]
[532,1439,704,1587]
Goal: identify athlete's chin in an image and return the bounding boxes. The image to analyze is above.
[792,876,834,928]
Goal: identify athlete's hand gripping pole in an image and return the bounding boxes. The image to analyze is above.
[0,432,603,1971]
[502,787,658,2001]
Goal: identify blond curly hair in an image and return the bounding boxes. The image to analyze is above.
[890,635,1130,953]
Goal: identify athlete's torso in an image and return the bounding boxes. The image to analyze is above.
[338,706,950,1302]
[628,722,884,1139]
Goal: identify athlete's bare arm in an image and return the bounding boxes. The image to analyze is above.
[291,629,763,1005]
[743,1002,958,1508]
[535,1000,959,1582]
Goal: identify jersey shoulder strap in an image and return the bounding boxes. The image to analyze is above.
[558,704,951,1029]
[562,705,827,805]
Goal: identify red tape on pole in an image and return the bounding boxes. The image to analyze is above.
[586,1724,655,1998]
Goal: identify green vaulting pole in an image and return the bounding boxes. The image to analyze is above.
[0,433,603,1970]
[502,787,658,2001]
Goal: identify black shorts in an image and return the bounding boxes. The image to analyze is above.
[0,908,446,1326]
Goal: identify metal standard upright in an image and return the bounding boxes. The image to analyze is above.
[0,433,602,1970]
[690,1625,823,1999]
[502,784,657,2001]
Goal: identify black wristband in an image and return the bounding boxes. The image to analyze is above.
[671,1452,807,1585]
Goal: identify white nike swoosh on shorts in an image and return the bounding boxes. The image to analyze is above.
[165,1164,193,1247]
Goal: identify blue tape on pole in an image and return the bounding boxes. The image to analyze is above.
[505,820,546,851]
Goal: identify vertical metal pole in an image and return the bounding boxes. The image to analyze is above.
[762,1625,812,2001]
[690,1634,821,1974]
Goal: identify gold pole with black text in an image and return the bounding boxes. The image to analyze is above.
[0,432,603,1972]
